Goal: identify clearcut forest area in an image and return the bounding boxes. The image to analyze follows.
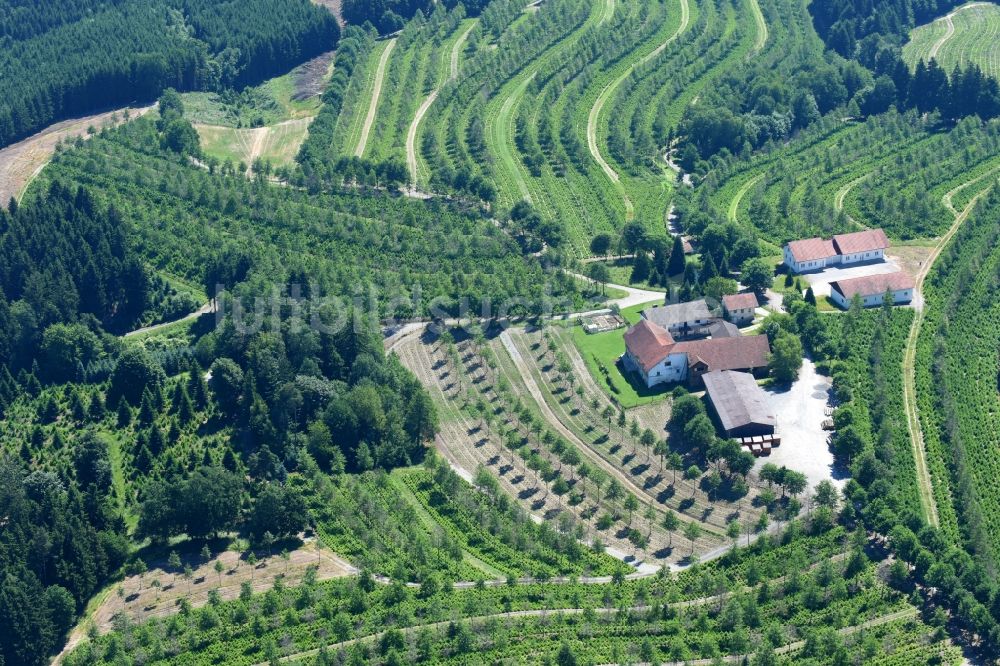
[5,0,1000,663]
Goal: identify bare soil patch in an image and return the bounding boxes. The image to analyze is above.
[887,243,935,280]
[293,51,336,101]
[0,105,152,205]
[56,540,354,663]
[312,0,345,26]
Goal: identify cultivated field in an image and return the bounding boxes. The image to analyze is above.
[196,118,313,169]
[55,540,355,663]
[903,2,1000,79]
[187,52,334,168]
[393,326,785,568]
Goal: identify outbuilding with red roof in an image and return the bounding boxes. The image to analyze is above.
[829,272,915,309]
[722,292,758,326]
[621,319,771,389]
[783,228,890,274]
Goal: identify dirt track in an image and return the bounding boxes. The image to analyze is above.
[0,105,152,205]
[354,39,396,157]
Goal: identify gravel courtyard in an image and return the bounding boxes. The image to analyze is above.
[800,257,902,298]
[757,359,849,491]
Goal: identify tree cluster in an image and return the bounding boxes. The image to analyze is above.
[343,0,491,34]
[0,0,339,149]
[0,453,129,666]
[0,182,156,373]
[809,0,1000,124]
[199,304,437,475]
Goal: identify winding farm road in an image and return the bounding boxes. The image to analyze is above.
[902,170,1000,528]
[928,3,989,60]
[726,173,762,222]
[833,171,873,229]
[492,74,538,203]
[655,608,919,666]
[253,577,908,666]
[500,329,726,539]
[244,126,268,173]
[748,0,768,55]
[406,21,477,185]
[123,301,215,338]
[929,13,956,59]
[586,0,691,220]
[354,38,396,157]
[255,554,876,666]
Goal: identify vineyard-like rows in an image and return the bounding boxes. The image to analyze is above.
[706,110,1000,245]
[915,189,1000,561]
[67,525,954,665]
[361,8,469,164]
[393,323,828,568]
[394,332,727,562]
[903,3,1000,81]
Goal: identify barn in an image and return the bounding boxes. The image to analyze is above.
[702,370,776,438]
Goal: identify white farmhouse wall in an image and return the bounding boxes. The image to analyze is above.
[830,286,913,309]
[838,248,884,266]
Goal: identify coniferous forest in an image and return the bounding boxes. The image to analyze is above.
[0,0,339,148]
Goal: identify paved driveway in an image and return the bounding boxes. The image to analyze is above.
[800,258,901,298]
[757,359,849,491]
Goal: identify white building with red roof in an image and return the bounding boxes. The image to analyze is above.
[829,272,915,309]
[722,292,758,326]
[621,319,771,389]
[783,228,890,274]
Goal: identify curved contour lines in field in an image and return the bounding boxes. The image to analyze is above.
[486,0,615,209]
[586,0,691,220]
[406,21,477,186]
[902,168,1000,528]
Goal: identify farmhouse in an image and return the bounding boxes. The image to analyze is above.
[621,319,770,389]
[641,298,716,338]
[783,228,890,273]
[702,370,776,438]
[829,272,916,308]
[722,292,758,326]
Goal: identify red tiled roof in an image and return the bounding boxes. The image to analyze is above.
[830,272,915,300]
[673,335,770,373]
[723,292,758,311]
[623,320,675,372]
[832,228,889,255]
[787,238,837,263]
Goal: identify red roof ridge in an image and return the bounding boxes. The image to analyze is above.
[832,228,889,255]
[830,271,915,299]
[723,292,758,310]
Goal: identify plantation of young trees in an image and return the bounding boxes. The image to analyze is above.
[9,0,1000,659]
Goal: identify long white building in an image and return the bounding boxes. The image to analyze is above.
[829,272,915,308]
[783,229,889,274]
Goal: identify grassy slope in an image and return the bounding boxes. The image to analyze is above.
[568,299,667,407]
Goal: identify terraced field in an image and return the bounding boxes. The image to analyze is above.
[406,0,783,252]
[708,111,1000,245]
[391,325,791,568]
[406,19,477,185]
[67,526,959,666]
[903,2,1000,80]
